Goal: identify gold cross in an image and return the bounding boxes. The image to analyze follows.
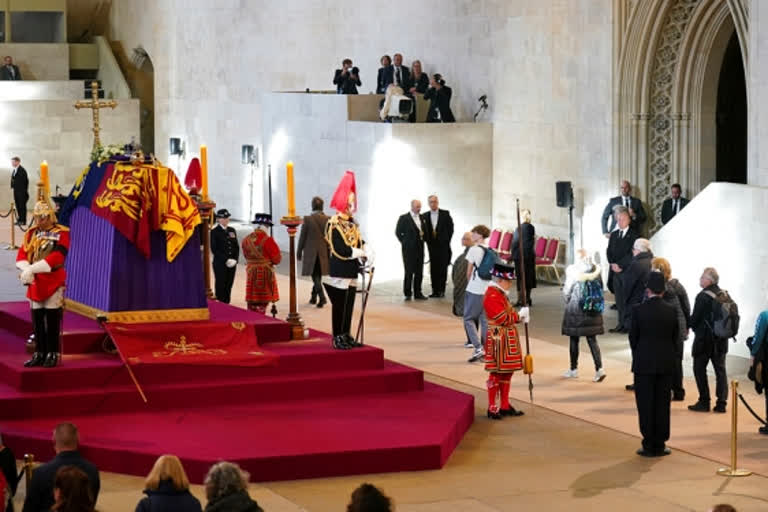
[74,81,117,151]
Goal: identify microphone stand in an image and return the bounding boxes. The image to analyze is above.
[473,101,488,122]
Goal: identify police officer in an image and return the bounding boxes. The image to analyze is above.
[211,209,239,304]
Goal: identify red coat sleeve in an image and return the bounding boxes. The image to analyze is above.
[264,236,282,265]
[483,287,519,326]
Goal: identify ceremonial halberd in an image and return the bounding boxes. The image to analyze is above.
[59,154,208,323]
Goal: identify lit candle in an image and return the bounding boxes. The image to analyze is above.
[200,145,208,200]
[40,161,49,197]
[287,160,296,217]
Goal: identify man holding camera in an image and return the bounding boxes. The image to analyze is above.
[333,58,361,95]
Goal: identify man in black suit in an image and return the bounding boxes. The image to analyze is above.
[10,156,28,225]
[22,423,100,512]
[422,195,454,298]
[333,58,361,95]
[210,208,239,304]
[424,74,456,123]
[395,199,428,300]
[618,237,654,333]
[629,271,679,457]
[606,207,638,328]
[386,53,410,91]
[660,183,689,225]
[1,56,21,81]
[601,180,647,235]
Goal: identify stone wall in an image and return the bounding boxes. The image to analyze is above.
[0,99,140,210]
[107,0,614,259]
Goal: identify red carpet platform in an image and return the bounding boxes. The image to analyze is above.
[0,301,473,483]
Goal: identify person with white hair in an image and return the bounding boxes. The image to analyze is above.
[688,267,729,413]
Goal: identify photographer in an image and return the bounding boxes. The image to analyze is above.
[333,58,361,95]
[424,73,455,122]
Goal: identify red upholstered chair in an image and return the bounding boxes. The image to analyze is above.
[534,236,547,260]
[488,228,502,250]
[536,238,564,283]
[498,230,513,261]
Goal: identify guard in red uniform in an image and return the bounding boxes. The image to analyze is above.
[242,213,281,312]
[16,186,70,368]
[483,262,530,419]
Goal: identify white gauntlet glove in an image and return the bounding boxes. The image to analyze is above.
[20,259,51,284]
[225,258,237,268]
[518,306,530,324]
[351,247,366,260]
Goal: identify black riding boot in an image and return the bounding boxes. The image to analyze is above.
[24,308,47,367]
[43,308,62,367]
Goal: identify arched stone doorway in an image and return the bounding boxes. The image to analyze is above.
[614,0,749,233]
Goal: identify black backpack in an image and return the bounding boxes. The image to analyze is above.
[705,289,740,340]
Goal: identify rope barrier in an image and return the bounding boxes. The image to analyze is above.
[717,380,752,477]
[737,392,767,426]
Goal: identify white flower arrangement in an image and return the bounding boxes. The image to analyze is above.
[90,143,126,163]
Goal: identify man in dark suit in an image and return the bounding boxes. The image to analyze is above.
[10,156,28,225]
[422,195,454,298]
[22,423,100,512]
[606,207,638,328]
[601,180,647,235]
[298,196,330,307]
[424,74,456,123]
[332,58,361,95]
[210,208,239,304]
[618,237,654,334]
[1,56,21,81]
[660,183,689,225]
[396,199,428,300]
[384,53,410,91]
[629,271,679,457]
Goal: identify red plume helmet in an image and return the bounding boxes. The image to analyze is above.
[184,157,202,194]
[330,170,357,213]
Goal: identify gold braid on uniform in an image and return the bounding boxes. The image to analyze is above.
[324,213,361,261]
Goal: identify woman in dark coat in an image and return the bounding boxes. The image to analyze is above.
[561,251,605,382]
[135,455,202,512]
[511,209,537,306]
[203,462,262,512]
[376,55,392,94]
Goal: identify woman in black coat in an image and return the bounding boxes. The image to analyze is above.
[561,251,605,382]
[376,55,392,94]
[409,60,429,95]
[424,74,455,122]
[135,455,202,512]
[511,209,536,306]
[203,462,262,512]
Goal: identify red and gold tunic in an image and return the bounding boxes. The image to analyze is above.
[16,225,70,302]
[483,283,523,373]
[242,229,281,304]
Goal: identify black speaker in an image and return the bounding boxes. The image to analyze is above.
[241,144,254,164]
[169,137,182,156]
[556,181,573,208]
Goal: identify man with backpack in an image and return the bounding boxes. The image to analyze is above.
[464,225,494,363]
[689,267,734,413]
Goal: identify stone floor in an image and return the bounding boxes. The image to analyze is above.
[2,217,768,511]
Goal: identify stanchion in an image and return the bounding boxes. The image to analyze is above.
[23,453,36,488]
[717,380,752,477]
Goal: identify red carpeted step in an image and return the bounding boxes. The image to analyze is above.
[1,382,474,483]
[0,361,424,419]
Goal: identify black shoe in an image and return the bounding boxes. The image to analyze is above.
[24,352,45,367]
[713,403,727,413]
[43,352,60,368]
[309,295,317,305]
[658,447,671,456]
[414,295,428,301]
[332,335,351,350]
[759,426,768,435]
[636,448,656,457]
[487,409,502,420]
[404,296,412,301]
[500,407,524,417]
[609,326,626,333]
[610,304,618,310]
[343,334,362,348]
[429,293,440,298]
[438,293,445,298]
[688,401,710,412]
[625,384,635,391]
[671,392,685,402]
[317,298,326,308]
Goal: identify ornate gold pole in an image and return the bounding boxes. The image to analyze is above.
[8,201,18,250]
[280,215,305,339]
[196,198,216,300]
[717,380,752,477]
[23,454,36,489]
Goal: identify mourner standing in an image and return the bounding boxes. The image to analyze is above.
[422,194,453,298]
[297,196,330,308]
[210,208,239,304]
[395,199,428,301]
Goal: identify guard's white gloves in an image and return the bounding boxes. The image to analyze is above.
[351,247,366,259]
[225,258,237,268]
[21,259,51,284]
[518,306,530,324]
[19,271,34,285]
[16,260,30,272]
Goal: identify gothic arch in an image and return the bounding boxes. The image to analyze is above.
[613,0,749,232]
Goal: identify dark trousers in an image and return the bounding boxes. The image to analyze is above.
[672,347,684,396]
[402,249,424,297]
[693,351,728,405]
[14,191,27,224]
[634,373,672,453]
[323,284,356,336]
[614,273,626,328]
[569,336,602,371]
[311,260,325,302]
[32,308,61,354]
[428,245,449,295]
[213,261,236,304]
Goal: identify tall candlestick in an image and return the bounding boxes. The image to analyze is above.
[200,145,209,200]
[286,160,296,217]
[40,161,49,197]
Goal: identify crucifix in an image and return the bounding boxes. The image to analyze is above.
[74,81,117,150]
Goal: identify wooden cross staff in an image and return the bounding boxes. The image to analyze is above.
[74,81,117,151]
